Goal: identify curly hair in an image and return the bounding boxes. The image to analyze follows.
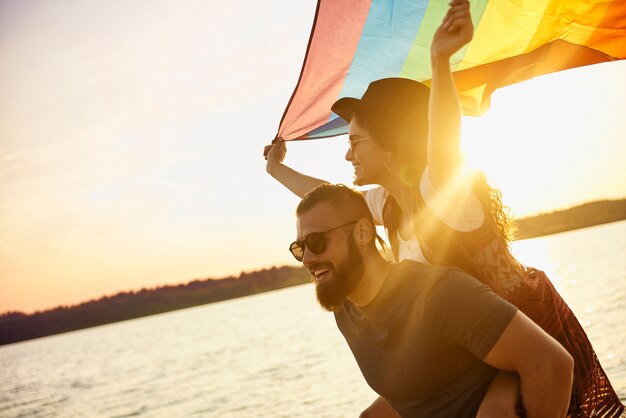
[475,172,517,245]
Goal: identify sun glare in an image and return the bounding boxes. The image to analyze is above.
[510,238,559,282]
[459,63,626,218]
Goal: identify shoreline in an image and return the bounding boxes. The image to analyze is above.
[2,199,625,346]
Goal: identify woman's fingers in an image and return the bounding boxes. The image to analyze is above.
[448,0,469,7]
[443,10,472,32]
[443,6,470,20]
[445,7,470,20]
[264,138,286,161]
[448,18,472,34]
[445,0,470,15]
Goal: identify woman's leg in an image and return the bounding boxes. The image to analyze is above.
[476,371,522,418]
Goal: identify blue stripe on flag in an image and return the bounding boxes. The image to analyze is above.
[333,0,430,114]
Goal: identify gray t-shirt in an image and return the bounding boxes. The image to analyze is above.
[334,260,518,417]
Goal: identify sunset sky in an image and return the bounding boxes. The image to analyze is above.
[1,0,625,313]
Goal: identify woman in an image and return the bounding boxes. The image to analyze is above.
[265,1,624,417]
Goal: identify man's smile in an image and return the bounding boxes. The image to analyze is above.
[311,265,333,283]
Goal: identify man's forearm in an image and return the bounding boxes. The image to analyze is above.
[483,312,575,418]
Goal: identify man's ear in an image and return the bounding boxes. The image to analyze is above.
[353,218,374,245]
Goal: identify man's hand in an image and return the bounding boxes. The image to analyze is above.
[431,0,473,62]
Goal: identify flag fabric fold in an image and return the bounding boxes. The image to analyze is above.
[277,0,626,141]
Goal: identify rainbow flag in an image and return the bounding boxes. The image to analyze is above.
[277,0,626,141]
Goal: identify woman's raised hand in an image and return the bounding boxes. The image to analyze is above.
[263,138,327,198]
[264,138,287,171]
[431,0,474,61]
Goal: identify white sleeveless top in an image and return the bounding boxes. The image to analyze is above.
[363,168,485,263]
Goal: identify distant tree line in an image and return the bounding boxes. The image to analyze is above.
[2,199,625,346]
[514,199,626,240]
[0,265,310,346]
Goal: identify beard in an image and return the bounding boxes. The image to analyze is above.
[315,236,365,312]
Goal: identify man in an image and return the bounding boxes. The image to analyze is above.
[290,184,574,418]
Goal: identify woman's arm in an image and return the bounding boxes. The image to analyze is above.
[427,0,473,190]
[419,1,485,232]
[264,138,328,198]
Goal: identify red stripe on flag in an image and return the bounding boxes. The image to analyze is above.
[277,0,372,141]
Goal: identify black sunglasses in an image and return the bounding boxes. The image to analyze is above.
[289,220,358,262]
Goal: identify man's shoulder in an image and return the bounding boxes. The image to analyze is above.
[389,259,459,285]
[380,260,465,306]
[390,260,490,302]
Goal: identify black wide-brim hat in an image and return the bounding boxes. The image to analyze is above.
[331,78,430,128]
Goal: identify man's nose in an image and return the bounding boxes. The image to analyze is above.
[301,246,317,266]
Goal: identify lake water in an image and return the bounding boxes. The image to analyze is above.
[2,221,625,417]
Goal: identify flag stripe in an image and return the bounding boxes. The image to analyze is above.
[459,0,550,70]
[525,0,610,54]
[575,0,626,58]
[400,1,447,78]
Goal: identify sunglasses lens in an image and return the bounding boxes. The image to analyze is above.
[289,233,326,262]
[305,233,326,255]
[289,242,304,261]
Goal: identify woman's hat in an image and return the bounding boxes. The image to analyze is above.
[331,77,430,127]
